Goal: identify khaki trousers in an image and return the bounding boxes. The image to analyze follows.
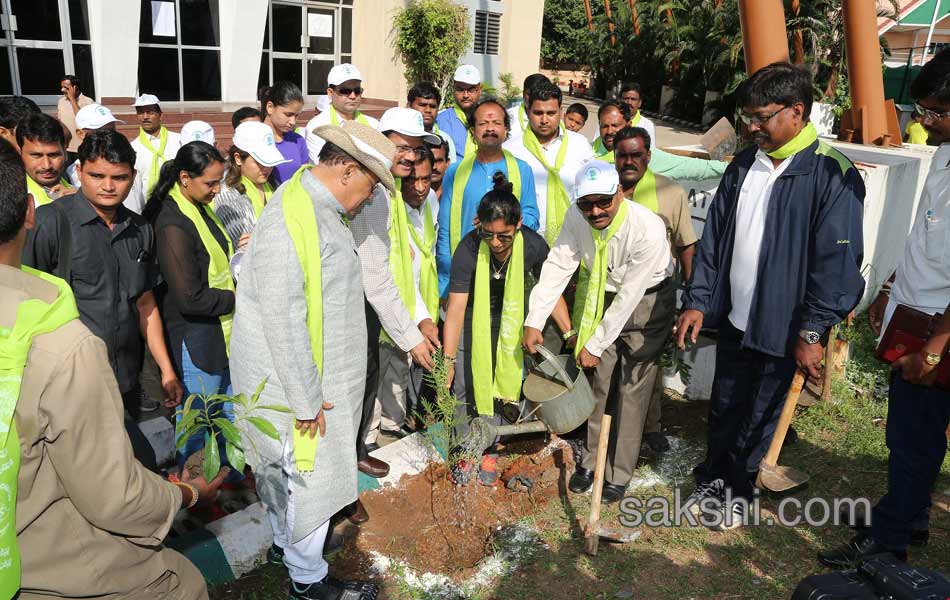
[580,281,676,486]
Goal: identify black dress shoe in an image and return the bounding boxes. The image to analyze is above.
[817,534,907,569]
[785,426,799,446]
[290,575,379,599]
[851,522,929,547]
[357,455,390,478]
[643,432,670,453]
[569,466,594,493]
[601,482,627,504]
[342,499,369,525]
[381,425,416,440]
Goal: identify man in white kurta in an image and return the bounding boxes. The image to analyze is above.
[231,122,393,600]
[127,95,181,213]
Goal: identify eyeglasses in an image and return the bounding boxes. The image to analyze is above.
[576,196,614,212]
[737,105,789,126]
[394,145,422,156]
[477,227,514,243]
[334,86,364,97]
[914,103,950,121]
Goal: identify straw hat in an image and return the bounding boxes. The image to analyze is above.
[313,121,397,193]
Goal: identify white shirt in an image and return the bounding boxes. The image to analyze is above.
[305,110,380,164]
[404,189,440,323]
[128,129,181,214]
[886,143,950,329]
[504,130,594,237]
[507,103,529,139]
[728,149,793,331]
[633,113,657,146]
[525,200,671,356]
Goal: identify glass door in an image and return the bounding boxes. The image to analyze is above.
[265,1,340,102]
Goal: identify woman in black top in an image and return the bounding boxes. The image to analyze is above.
[442,173,572,485]
[145,142,239,481]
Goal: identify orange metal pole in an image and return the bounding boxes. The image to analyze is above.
[584,0,594,32]
[791,0,805,64]
[737,0,790,74]
[627,0,640,35]
[604,0,615,46]
[842,0,889,145]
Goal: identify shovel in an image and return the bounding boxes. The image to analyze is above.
[756,370,809,492]
[583,414,641,555]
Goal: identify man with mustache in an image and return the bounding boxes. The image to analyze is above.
[408,81,456,162]
[614,126,696,454]
[435,65,482,161]
[619,83,657,146]
[676,62,865,530]
[436,97,539,297]
[128,94,181,213]
[428,138,450,201]
[305,63,380,163]
[522,160,671,504]
[17,114,76,208]
[507,73,551,140]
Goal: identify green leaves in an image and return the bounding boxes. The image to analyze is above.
[203,431,221,482]
[247,416,280,441]
[392,0,473,102]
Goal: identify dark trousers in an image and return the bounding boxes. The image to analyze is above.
[693,322,797,500]
[357,299,382,460]
[121,385,159,473]
[871,372,950,550]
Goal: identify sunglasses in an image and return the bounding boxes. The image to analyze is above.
[477,227,514,243]
[914,102,950,121]
[576,196,614,212]
[334,86,364,97]
[737,105,789,126]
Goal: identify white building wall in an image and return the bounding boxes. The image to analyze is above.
[219,0,269,103]
[456,0,502,88]
[88,0,141,100]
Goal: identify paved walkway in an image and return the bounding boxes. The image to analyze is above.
[566,95,704,149]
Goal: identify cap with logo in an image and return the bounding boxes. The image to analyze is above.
[453,65,481,86]
[574,160,619,200]
[315,95,331,112]
[232,121,292,168]
[133,94,161,108]
[378,107,441,145]
[180,120,215,145]
[75,104,124,130]
[327,63,363,87]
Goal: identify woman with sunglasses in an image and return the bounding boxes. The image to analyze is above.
[260,81,308,185]
[441,172,572,486]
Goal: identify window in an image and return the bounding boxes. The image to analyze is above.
[138,0,221,101]
[473,10,501,56]
[69,0,95,99]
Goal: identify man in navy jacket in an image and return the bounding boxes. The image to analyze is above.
[675,62,866,530]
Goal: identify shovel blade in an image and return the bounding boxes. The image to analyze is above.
[757,462,809,492]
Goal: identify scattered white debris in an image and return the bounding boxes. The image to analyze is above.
[627,436,703,491]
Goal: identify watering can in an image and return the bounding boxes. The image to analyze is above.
[458,345,596,456]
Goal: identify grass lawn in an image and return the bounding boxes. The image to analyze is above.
[211,321,950,599]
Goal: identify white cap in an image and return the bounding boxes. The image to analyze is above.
[180,120,215,145]
[453,65,481,86]
[75,104,124,130]
[327,63,363,87]
[315,95,331,112]
[378,107,441,145]
[232,121,292,168]
[574,160,619,200]
[133,94,161,108]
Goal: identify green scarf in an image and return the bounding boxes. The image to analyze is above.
[471,232,525,416]
[630,110,642,127]
[406,198,439,323]
[241,175,273,219]
[382,180,414,345]
[572,200,630,356]
[168,184,234,353]
[328,105,370,126]
[453,104,477,159]
[138,126,169,195]
[593,137,614,164]
[629,169,659,213]
[0,266,79,598]
[281,166,324,472]
[767,122,817,160]
[449,150,522,254]
[517,103,528,134]
[522,128,570,245]
[26,176,72,207]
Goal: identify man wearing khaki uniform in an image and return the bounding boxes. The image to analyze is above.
[614,126,698,453]
[522,160,671,505]
[0,142,212,599]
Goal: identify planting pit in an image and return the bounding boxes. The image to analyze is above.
[336,434,572,581]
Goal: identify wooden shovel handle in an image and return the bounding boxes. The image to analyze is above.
[760,371,806,468]
[585,413,612,556]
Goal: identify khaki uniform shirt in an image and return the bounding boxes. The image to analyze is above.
[625,173,698,277]
[1,265,181,597]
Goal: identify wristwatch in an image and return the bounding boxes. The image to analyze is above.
[798,329,821,345]
[924,352,942,366]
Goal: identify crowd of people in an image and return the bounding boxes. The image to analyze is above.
[0,46,948,600]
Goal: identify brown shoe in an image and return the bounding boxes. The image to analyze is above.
[343,499,369,524]
[357,455,390,478]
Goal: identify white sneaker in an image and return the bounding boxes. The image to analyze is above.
[710,501,746,531]
[685,478,725,516]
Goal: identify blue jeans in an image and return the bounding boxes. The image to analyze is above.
[176,341,241,482]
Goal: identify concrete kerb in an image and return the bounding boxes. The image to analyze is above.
[168,431,441,585]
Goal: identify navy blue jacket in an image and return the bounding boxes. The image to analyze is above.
[682,138,866,357]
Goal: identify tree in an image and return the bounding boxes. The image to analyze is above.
[541,0,602,68]
[392,0,473,104]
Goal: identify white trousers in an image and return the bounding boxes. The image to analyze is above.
[367,342,412,444]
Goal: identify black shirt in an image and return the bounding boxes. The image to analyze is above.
[22,191,159,394]
[153,196,235,376]
[448,228,549,351]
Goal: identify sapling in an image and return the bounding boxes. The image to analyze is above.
[418,349,476,469]
[175,378,290,482]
